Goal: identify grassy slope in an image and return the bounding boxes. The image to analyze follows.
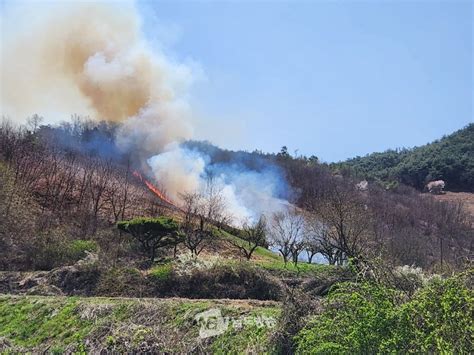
[0,295,280,353]
[0,193,333,353]
[201,230,334,276]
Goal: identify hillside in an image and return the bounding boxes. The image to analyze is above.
[1,272,472,354]
[432,191,474,221]
[1,0,473,352]
[332,124,474,191]
[1,118,472,270]
[1,118,473,353]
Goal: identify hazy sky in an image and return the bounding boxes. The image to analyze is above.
[138,0,472,162]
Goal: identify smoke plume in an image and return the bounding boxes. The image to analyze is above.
[1,0,290,224]
[148,145,290,222]
[1,0,193,153]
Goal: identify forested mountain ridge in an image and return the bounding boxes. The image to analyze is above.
[332,124,474,191]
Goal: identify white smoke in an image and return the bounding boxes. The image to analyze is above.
[147,144,207,199]
[148,145,289,224]
[1,0,291,224]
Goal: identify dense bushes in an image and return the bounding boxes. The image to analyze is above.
[33,235,98,270]
[152,262,282,300]
[2,260,284,300]
[295,282,399,354]
[295,271,473,354]
[52,260,284,300]
[392,274,473,353]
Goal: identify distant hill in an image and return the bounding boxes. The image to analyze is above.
[333,124,474,192]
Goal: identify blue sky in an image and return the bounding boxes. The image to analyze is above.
[141,0,472,162]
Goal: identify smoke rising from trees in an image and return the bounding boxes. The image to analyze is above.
[0,0,291,222]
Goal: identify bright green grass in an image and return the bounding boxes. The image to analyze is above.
[0,295,281,353]
[149,263,173,280]
[0,296,92,351]
[212,229,337,276]
[256,258,336,275]
[217,230,280,260]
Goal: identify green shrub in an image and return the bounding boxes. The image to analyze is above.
[295,272,474,354]
[149,263,173,281]
[67,240,97,261]
[387,273,473,353]
[117,217,181,262]
[295,282,399,354]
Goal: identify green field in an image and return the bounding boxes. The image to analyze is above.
[0,295,281,353]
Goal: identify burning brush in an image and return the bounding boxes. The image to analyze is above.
[133,171,176,207]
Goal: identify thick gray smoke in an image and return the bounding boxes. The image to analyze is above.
[0,0,290,224]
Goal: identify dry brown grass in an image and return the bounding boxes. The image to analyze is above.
[432,191,474,219]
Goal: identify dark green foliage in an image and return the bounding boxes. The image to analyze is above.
[334,124,474,191]
[295,271,474,354]
[117,217,180,262]
[117,217,179,235]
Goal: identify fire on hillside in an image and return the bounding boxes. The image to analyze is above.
[132,171,176,207]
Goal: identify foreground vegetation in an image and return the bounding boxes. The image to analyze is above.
[295,269,474,354]
[1,269,472,353]
[0,295,280,353]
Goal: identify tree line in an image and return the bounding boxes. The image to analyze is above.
[331,123,474,192]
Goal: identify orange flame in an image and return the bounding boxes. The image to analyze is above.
[133,171,175,206]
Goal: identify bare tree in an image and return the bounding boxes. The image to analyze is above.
[179,176,230,257]
[303,237,319,264]
[228,215,268,260]
[303,213,340,264]
[302,215,321,264]
[290,236,305,266]
[201,174,231,227]
[270,208,305,265]
[88,158,113,232]
[105,163,132,223]
[316,183,372,266]
[26,114,43,133]
[179,192,210,257]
